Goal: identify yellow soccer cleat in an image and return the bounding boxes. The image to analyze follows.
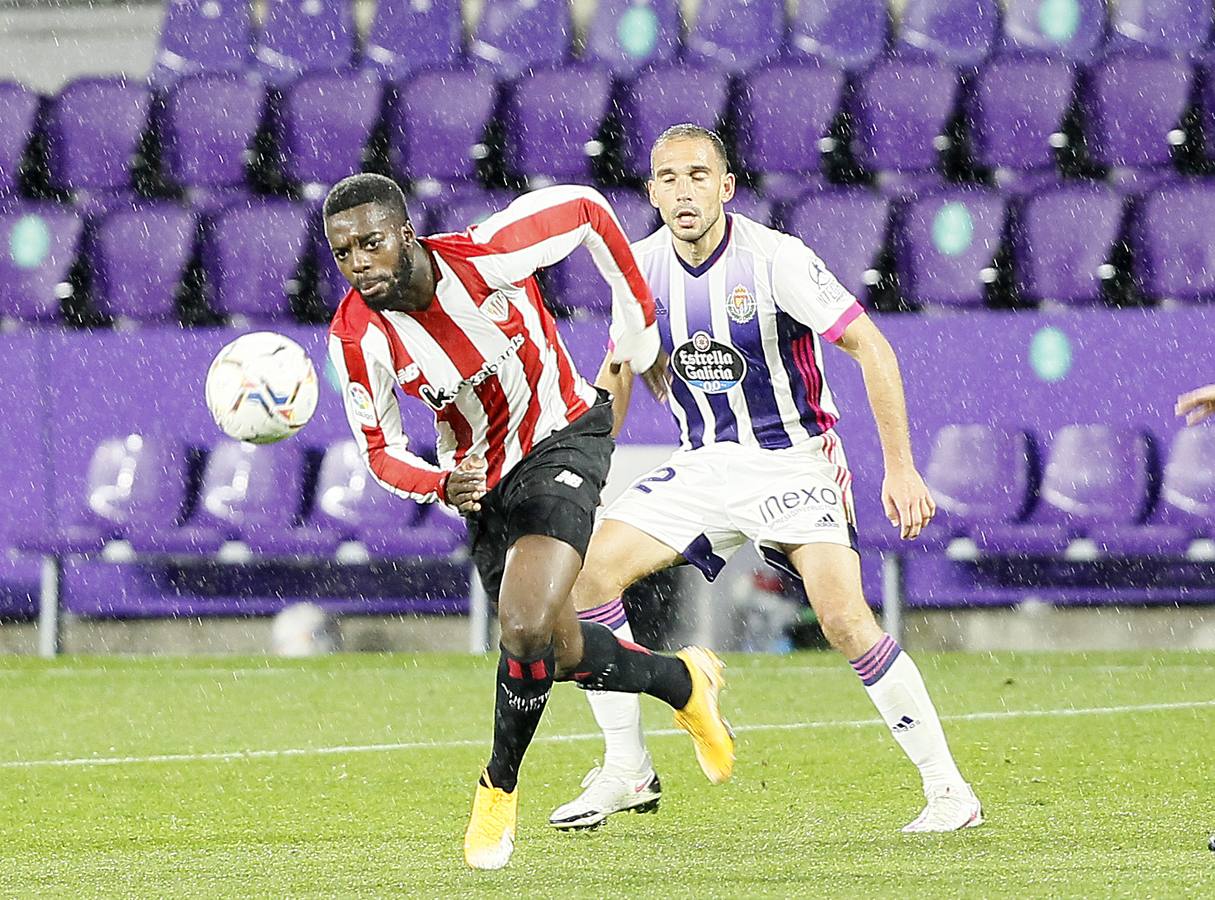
[463,772,518,870]
[672,646,735,784]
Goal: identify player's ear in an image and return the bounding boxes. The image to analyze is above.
[400,217,415,245]
[646,179,660,210]
[720,172,736,204]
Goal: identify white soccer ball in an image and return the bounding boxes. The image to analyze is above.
[205,332,319,444]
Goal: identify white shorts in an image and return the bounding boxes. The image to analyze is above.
[601,432,857,581]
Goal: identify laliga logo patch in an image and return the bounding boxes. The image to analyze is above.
[479,292,511,324]
[727,284,756,324]
[346,382,377,427]
[671,330,747,395]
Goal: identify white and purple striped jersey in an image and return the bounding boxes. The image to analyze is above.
[631,213,864,451]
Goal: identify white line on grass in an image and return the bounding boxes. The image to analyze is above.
[3,698,1212,771]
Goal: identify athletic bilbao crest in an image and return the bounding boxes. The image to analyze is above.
[726,284,756,324]
[479,291,511,323]
[672,330,747,394]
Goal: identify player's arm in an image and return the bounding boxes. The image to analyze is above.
[594,351,634,438]
[1176,384,1215,425]
[468,185,667,393]
[771,239,934,540]
[328,333,462,507]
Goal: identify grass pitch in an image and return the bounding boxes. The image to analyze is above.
[0,650,1212,898]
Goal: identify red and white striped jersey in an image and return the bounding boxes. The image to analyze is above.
[328,185,657,505]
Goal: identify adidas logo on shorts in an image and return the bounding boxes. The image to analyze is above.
[814,513,836,528]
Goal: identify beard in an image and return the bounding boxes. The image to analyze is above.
[364,246,415,311]
[669,205,721,243]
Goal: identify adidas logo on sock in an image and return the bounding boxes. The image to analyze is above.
[891,715,920,733]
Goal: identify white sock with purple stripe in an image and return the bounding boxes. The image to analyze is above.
[580,597,649,772]
[852,634,965,791]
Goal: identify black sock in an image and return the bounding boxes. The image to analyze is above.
[572,621,693,709]
[484,643,554,794]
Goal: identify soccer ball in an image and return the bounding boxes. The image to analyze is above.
[205,332,319,444]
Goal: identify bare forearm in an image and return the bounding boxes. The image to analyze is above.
[856,339,916,473]
[594,355,633,438]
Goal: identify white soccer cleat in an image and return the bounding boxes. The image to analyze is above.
[902,782,984,833]
[548,759,662,830]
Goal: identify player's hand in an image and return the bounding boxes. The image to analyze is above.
[1176,384,1215,426]
[638,349,671,402]
[445,455,487,514]
[881,467,936,540]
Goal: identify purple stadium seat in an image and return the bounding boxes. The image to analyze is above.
[1013,184,1124,306]
[388,67,497,187]
[471,0,571,78]
[254,0,357,87]
[851,59,959,197]
[618,62,730,179]
[90,203,198,322]
[363,0,464,81]
[968,56,1075,194]
[999,0,1107,62]
[427,190,513,235]
[0,82,38,200]
[1109,0,1211,56]
[150,0,254,89]
[203,199,310,320]
[0,203,83,321]
[1081,55,1193,191]
[584,0,680,76]
[783,190,890,300]
[1130,180,1215,303]
[894,187,1007,308]
[504,64,612,182]
[924,425,1033,539]
[896,0,998,67]
[976,426,1152,556]
[552,187,656,313]
[162,73,266,202]
[727,188,774,228]
[790,0,888,72]
[280,69,384,196]
[46,77,151,210]
[735,61,846,203]
[685,0,785,74]
[313,440,464,557]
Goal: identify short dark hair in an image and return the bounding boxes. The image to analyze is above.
[323,173,410,222]
[651,123,730,174]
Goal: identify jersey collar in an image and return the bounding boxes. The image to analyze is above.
[673,213,733,278]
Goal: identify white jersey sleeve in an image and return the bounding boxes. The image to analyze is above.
[770,235,865,342]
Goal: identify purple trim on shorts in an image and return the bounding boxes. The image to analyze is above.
[682,534,727,581]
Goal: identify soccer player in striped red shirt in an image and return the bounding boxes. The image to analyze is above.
[322,175,734,869]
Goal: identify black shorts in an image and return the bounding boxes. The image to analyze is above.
[465,391,614,603]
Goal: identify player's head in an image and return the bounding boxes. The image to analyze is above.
[647,124,735,245]
[323,173,415,312]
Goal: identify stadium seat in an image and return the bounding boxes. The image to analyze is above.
[253,0,357,88]
[782,190,890,300]
[161,72,267,207]
[967,56,1075,194]
[202,199,310,321]
[1080,54,1193,193]
[362,0,464,81]
[789,0,888,72]
[313,440,464,558]
[90,202,198,322]
[1012,183,1125,307]
[45,77,152,214]
[0,202,83,322]
[1108,0,1211,56]
[727,188,775,229]
[583,0,680,76]
[734,61,846,203]
[149,0,254,89]
[279,69,384,197]
[894,0,998,67]
[684,0,785,74]
[974,426,1152,556]
[470,0,571,78]
[1130,180,1215,303]
[893,187,1007,308]
[387,67,497,188]
[618,62,730,180]
[426,189,513,235]
[503,64,613,183]
[850,58,960,198]
[1195,52,1215,167]
[924,425,1035,541]
[0,81,38,200]
[552,187,656,313]
[997,0,1107,62]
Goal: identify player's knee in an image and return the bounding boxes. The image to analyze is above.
[498,613,551,658]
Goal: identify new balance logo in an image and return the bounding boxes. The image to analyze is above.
[891,715,920,733]
[555,470,584,488]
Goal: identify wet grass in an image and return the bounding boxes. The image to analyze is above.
[0,650,1212,897]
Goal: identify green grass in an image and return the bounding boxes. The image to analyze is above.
[0,651,1212,898]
